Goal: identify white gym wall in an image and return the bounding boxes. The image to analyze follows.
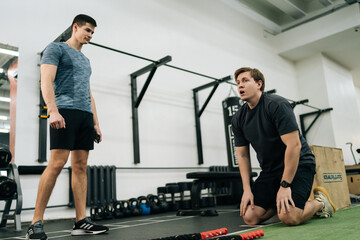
[0,0,359,222]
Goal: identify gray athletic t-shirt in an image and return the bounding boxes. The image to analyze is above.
[232,93,315,173]
[41,42,92,113]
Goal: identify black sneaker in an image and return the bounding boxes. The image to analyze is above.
[25,220,48,240]
[71,217,109,235]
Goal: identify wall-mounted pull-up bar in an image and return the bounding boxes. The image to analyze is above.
[285,97,333,140]
[299,108,333,140]
[89,42,237,165]
[86,43,236,165]
[192,76,233,164]
[194,76,233,117]
[131,55,172,108]
[289,99,309,109]
[130,56,172,164]
[39,26,238,164]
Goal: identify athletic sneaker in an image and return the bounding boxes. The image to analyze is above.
[71,217,109,235]
[314,186,336,218]
[25,220,48,240]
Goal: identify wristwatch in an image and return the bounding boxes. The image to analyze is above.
[280,180,291,188]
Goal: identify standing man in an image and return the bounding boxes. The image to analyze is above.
[26,14,108,240]
[232,67,336,226]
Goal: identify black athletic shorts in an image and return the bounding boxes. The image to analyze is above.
[252,163,316,210]
[50,109,94,150]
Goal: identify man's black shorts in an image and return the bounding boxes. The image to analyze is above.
[252,163,316,210]
[50,109,94,150]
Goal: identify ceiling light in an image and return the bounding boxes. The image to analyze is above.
[0,48,19,57]
[0,129,9,133]
[0,116,8,120]
[0,97,10,102]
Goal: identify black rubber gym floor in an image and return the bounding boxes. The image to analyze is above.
[0,206,279,240]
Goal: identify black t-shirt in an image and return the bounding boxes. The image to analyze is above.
[231,93,315,173]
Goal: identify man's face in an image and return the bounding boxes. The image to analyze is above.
[236,71,262,101]
[74,22,95,44]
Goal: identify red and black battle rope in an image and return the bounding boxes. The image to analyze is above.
[151,228,264,240]
[151,228,227,240]
[212,229,264,240]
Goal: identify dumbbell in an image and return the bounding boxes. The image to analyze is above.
[0,176,17,199]
[157,186,167,194]
[177,182,192,210]
[0,148,12,168]
[166,183,181,211]
[147,194,161,214]
[138,196,151,215]
[199,182,210,208]
[201,182,216,208]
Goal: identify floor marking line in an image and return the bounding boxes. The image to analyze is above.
[107,216,197,231]
[230,222,281,235]
[0,237,26,240]
[2,210,238,239]
[104,224,132,227]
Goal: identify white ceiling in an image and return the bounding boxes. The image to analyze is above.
[224,0,360,84]
[232,0,356,33]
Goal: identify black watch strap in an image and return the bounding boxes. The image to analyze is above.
[280,180,291,188]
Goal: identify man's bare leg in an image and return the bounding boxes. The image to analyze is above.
[242,206,276,225]
[278,200,322,226]
[71,150,89,222]
[32,149,70,224]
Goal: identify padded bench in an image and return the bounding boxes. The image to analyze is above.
[177,171,257,216]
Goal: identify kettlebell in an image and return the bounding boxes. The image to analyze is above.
[102,204,113,220]
[138,196,151,215]
[90,206,103,221]
[158,193,169,212]
[129,198,141,216]
[121,200,132,217]
[147,194,161,214]
[113,201,125,218]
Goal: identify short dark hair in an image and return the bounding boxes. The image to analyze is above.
[234,67,265,92]
[72,14,97,27]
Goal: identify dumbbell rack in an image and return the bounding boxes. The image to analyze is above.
[0,163,23,231]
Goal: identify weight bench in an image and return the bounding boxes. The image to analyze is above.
[177,171,257,216]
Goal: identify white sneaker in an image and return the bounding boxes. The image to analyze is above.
[314,186,336,218]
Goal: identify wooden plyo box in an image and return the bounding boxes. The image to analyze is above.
[309,145,351,210]
[346,175,360,195]
[345,165,360,195]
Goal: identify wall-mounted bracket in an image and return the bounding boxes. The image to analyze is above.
[192,76,232,165]
[289,99,309,109]
[130,55,172,164]
[299,108,333,140]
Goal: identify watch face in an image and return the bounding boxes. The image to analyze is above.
[280,180,290,188]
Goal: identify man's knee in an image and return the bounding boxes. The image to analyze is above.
[48,159,67,175]
[71,151,89,175]
[48,150,69,174]
[72,163,87,175]
[278,212,301,226]
[243,211,262,226]
[243,216,261,226]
